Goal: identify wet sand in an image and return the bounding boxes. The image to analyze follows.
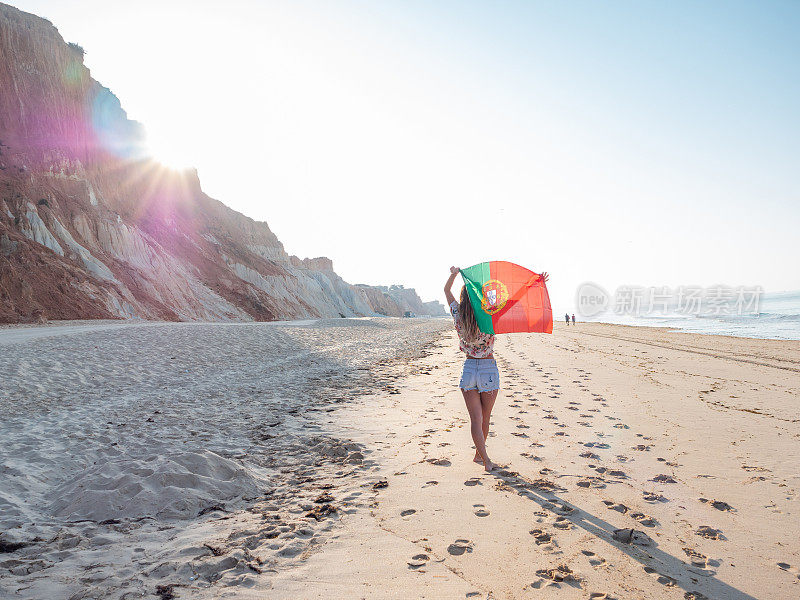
[1,320,798,599]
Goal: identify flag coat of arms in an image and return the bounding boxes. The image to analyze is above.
[460,261,553,335]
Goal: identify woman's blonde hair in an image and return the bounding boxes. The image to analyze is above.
[458,286,480,341]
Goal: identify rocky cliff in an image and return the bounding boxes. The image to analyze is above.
[0,3,441,323]
[355,284,446,317]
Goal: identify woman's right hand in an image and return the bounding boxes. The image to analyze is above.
[444,267,460,304]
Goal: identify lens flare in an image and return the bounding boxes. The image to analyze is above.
[144,130,196,171]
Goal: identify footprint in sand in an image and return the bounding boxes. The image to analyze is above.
[427,458,451,467]
[630,512,658,527]
[520,452,543,461]
[682,547,717,569]
[529,528,552,545]
[549,502,575,516]
[583,550,607,568]
[777,562,800,580]
[401,509,417,517]
[603,500,628,514]
[642,565,676,587]
[699,498,735,512]
[464,478,482,487]
[422,480,439,488]
[592,466,627,479]
[553,516,572,530]
[447,539,474,555]
[534,564,580,584]
[407,553,429,569]
[473,504,490,517]
[612,528,654,546]
[657,574,676,587]
[584,442,610,449]
[643,491,668,503]
[651,474,677,483]
[696,526,725,540]
[577,478,606,489]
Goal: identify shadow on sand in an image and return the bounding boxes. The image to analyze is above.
[491,468,757,600]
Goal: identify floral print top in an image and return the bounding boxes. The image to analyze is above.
[450,301,495,358]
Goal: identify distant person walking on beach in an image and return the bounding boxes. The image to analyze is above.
[572,314,576,325]
[444,266,549,472]
[565,313,570,325]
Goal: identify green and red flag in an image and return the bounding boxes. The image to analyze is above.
[460,261,553,335]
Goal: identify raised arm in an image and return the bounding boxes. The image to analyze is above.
[444,266,460,306]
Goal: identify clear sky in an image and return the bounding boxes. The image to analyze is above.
[9,0,800,310]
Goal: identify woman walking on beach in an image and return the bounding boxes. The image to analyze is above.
[444,266,500,471]
[445,266,550,471]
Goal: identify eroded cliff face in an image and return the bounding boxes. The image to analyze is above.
[355,284,446,317]
[0,3,441,323]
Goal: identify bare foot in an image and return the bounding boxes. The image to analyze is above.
[473,454,482,464]
[484,459,495,472]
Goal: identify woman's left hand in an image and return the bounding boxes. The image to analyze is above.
[540,271,550,283]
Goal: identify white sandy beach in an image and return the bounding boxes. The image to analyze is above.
[1,319,799,599]
[0,318,448,599]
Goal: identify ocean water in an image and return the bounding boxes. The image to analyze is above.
[584,291,800,341]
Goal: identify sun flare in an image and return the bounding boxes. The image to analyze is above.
[145,133,195,171]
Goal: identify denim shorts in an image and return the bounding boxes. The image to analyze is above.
[459,358,500,392]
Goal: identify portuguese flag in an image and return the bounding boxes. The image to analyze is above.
[460,261,553,335]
